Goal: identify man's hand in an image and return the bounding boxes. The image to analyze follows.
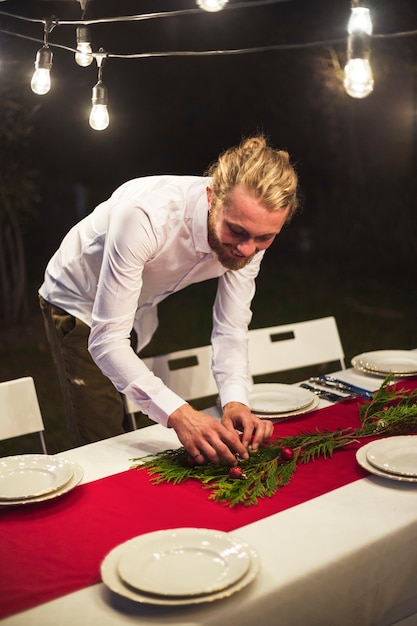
[167,402,273,466]
[221,401,274,450]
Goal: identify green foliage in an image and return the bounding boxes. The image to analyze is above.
[0,55,42,324]
[132,375,417,507]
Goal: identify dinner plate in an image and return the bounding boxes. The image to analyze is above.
[0,454,74,499]
[117,528,251,597]
[101,531,260,606]
[365,436,417,477]
[356,441,417,483]
[253,394,319,420]
[0,460,83,506]
[351,350,417,377]
[249,383,316,414]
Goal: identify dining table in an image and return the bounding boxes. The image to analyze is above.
[1,356,417,626]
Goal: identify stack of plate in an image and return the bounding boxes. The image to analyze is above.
[356,436,417,483]
[101,528,260,606]
[0,454,83,506]
[248,383,319,419]
[351,350,417,378]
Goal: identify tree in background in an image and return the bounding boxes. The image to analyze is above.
[0,55,40,326]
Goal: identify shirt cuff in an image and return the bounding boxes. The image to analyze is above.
[147,387,188,428]
[219,383,250,410]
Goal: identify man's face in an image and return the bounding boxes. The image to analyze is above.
[207,185,290,271]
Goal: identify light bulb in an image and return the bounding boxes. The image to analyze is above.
[344,58,374,98]
[31,46,53,95]
[75,26,93,67]
[89,104,109,130]
[89,80,109,130]
[348,7,372,36]
[76,42,93,67]
[197,0,228,12]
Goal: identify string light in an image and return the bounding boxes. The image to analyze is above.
[75,0,93,67]
[30,17,57,95]
[344,2,374,99]
[75,26,93,67]
[89,49,109,131]
[1,2,415,130]
[197,0,228,11]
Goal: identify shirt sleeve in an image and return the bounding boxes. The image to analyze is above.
[87,202,187,428]
[211,253,264,409]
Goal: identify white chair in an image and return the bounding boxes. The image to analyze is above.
[248,316,345,381]
[0,377,47,454]
[123,344,217,428]
[124,316,345,427]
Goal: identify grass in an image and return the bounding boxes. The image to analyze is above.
[0,257,415,457]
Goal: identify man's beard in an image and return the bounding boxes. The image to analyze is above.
[207,211,257,271]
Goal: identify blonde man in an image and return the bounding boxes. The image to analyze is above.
[39,135,299,464]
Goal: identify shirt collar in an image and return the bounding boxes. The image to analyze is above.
[192,179,213,255]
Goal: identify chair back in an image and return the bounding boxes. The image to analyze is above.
[143,345,217,400]
[0,377,47,453]
[123,345,217,422]
[248,316,345,379]
[124,316,345,426]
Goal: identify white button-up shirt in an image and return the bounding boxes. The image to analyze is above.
[39,175,264,426]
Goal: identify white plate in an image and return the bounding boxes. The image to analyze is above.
[117,528,251,597]
[0,454,74,499]
[365,436,417,477]
[101,531,260,606]
[253,394,319,420]
[356,441,417,483]
[351,350,417,376]
[249,383,316,414]
[0,460,83,506]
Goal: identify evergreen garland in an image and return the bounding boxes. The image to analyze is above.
[131,375,417,507]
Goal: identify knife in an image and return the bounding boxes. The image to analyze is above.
[300,383,352,403]
[310,376,374,400]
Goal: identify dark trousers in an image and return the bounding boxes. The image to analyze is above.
[39,295,129,447]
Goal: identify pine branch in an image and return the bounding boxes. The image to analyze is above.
[131,375,417,507]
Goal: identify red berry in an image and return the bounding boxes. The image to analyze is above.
[281,447,294,461]
[229,466,246,479]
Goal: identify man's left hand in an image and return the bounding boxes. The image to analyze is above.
[221,401,274,450]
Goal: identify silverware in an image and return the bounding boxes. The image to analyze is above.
[300,383,352,403]
[310,376,373,400]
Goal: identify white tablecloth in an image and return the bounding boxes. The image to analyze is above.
[4,368,417,626]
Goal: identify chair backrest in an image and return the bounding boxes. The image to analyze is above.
[0,377,47,453]
[124,345,217,419]
[143,345,218,400]
[124,316,345,422]
[248,316,345,380]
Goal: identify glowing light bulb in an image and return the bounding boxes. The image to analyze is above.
[89,81,109,130]
[348,7,372,35]
[197,0,228,12]
[75,26,93,67]
[31,46,53,95]
[89,104,109,130]
[344,58,374,99]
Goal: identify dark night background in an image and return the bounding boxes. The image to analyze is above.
[1,0,416,279]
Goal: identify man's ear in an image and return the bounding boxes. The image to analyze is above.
[206,186,212,210]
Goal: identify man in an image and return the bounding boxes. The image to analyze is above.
[39,135,299,465]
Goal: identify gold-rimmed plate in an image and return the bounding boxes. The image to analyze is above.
[366,436,417,477]
[351,350,417,377]
[249,383,316,415]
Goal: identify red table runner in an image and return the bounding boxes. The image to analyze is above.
[1,380,416,619]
